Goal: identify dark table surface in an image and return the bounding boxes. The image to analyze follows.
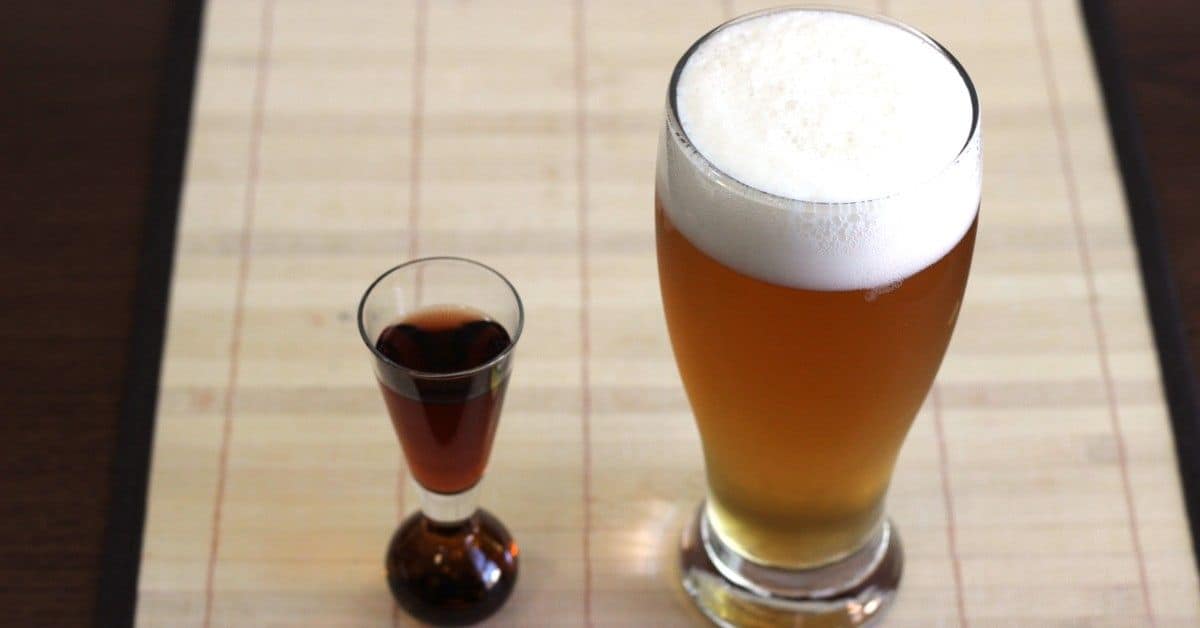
[0,1,1196,625]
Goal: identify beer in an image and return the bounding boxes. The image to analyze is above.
[659,8,981,571]
[658,200,975,566]
[374,305,512,494]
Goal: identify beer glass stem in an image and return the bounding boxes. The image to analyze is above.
[415,482,482,524]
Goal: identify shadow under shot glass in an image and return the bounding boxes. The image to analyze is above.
[656,7,981,626]
[358,257,524,626]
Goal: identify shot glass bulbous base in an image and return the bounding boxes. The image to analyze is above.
[680,503,902,627]
[385,485,519,626]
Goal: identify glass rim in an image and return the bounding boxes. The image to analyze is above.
[665,4,982,207]
[357,256,525,380]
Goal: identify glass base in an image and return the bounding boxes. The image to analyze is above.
[680,503,902,627]
[386,508,518,626]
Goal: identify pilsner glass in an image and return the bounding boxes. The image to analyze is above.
[656,7,981,625]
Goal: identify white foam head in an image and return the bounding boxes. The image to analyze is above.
[659,8,981,291]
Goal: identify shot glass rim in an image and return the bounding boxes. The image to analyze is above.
[665,4,982,208]
[357,256,525,380]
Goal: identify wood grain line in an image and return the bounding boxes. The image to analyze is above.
[409,0,428,305]
[932,387,970,628]
[394,3,427,626]
[1030,1,1156,623]
[573,1,594,626]
[202,1,275,625]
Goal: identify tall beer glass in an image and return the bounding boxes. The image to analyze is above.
[656,7,980,625]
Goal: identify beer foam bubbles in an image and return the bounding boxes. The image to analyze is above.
[661,9,980,291]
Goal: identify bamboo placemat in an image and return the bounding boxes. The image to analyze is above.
[136,0,1200,625]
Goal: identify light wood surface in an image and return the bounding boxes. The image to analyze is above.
[136,1,1200,625]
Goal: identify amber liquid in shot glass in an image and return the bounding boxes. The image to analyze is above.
[375,307,517,626]
[375,306,511,495]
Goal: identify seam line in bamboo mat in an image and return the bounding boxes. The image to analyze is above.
[394,2,428,626]
[932,386,970,628]
[408,0,427,306]
[202,1,274,625]
[572,0,594,625]
[1031,1,1156,623]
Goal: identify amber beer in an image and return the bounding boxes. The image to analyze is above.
[658,199,976,566]
[658,5,982,598]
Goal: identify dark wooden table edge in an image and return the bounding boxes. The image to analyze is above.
[1082,0,1200,575]
[93,1,206,626]
[89,2,1200,625]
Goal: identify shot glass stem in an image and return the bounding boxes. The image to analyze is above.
[414,482,482,524]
